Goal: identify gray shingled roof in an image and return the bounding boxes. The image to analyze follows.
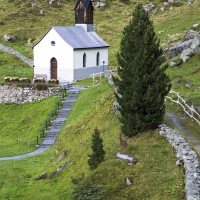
[52,26,109,49]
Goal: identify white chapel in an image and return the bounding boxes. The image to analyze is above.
[33,0,109,83]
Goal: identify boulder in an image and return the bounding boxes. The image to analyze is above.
[143,4,155,12]
[184,30,199,40]
[168,39,193,58]
[180,48,194,62]
[58,151,67,161]
[3,34,15,42]
[34,172,48,181]
[190,35,200,49]
[160,7,165,11]
[170,59,182,67]
[126,178,132,185]
[95,2,106,8]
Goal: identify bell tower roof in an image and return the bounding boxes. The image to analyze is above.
[74,0,94,25]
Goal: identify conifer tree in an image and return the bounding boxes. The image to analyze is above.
[113,3,171,137]
[88,128,106,170]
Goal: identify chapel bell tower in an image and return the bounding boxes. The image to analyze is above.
[74,0,94,32]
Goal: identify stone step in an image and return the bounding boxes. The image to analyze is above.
[39,144,52,148]
[58,111,70,116]
[45,135,57,140]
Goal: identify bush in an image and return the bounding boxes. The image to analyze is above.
[19,78,31,83]
[35,83,48,91]
[34,78,45,84]
[48,79,59,84]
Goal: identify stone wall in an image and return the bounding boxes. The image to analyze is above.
[159,124,200,200]
[0,43,33,67]
[0,85,61,103]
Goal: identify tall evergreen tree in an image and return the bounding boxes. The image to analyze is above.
[113,3,171,137]
[88,128,106,170]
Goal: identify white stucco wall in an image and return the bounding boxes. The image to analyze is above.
[34,28,109,82]
[33,28,74,81]
[74,48,108,69]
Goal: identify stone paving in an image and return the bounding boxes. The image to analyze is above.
[0,86,86,161]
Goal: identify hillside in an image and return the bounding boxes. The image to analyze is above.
[0,0,200,199]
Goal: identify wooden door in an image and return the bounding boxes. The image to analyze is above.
[50,58,57,79]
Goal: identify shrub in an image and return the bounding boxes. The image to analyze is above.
[34,78,45,84]
[19,78,31,83]
[35,83,48,91]
[48,79,59,84]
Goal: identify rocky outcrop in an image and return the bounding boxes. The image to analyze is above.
[168,40,193,58]
[34,172,48,181]
[0,43,33,67]
[159,124,200,200]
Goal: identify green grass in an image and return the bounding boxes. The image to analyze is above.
[0,51,33,82]
[0,82,185,199]
[0,97,60,157]
[1,0,200,198]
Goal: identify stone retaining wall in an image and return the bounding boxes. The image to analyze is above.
[159,124,200,200]
[0,85,61,103]
[0,43,33,67]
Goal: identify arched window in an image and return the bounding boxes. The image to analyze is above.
[83,53,86,68]
[96,52,100,66]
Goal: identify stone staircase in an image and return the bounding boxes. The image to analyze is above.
[39,87,85,148]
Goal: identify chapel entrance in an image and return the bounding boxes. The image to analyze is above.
[50,57,57,79]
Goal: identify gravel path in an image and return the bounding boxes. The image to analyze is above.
[166,112,200,155]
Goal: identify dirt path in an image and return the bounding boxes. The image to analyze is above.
[166,112,200,156]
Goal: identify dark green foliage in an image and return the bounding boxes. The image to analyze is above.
[71,185,104,200]
[113,3,171,137]
[88,128,106,170]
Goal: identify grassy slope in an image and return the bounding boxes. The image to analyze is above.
[1,0,200,199]
[0,82,185,199]
[0,96,60,157]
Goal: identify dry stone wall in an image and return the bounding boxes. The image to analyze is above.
[159,124,200,200]
[0,43,33,67]
[0,85,61,103]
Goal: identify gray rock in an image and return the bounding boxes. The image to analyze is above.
[160,7,165,11]
[34,172,48,181]
[185,84,192,88]
[180,48,194,62]
[143,4,156,12]
[126,178,132,185]
[164,2,169,6]
[192,24,199,28]
[113,101,120,113]
[168,40,193,58]
[170,59,182,67]
[3,34,15,42]
[95,2,106,8]
[190,35,200,50]
[58,151,67,161]
[176,159,183,166]
[184,30,199,40]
